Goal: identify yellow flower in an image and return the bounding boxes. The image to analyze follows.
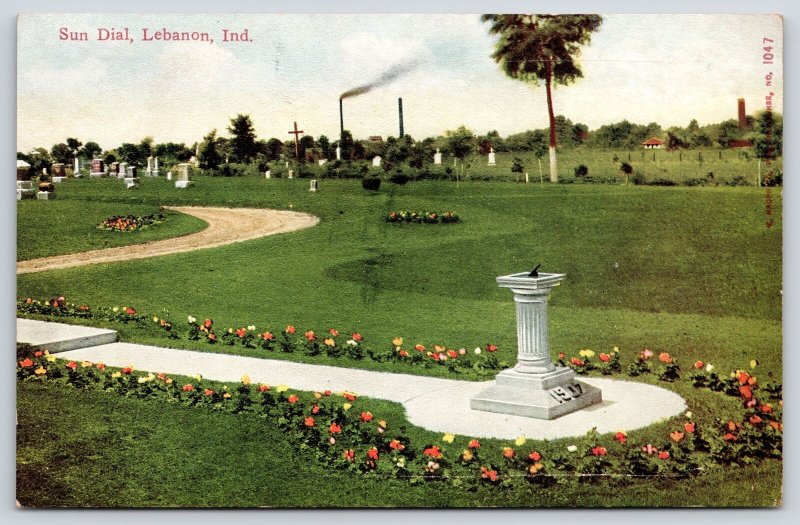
[276,385,289,393]
[34,366,46,376]
[579,349,595,358]
[193,374,203,381]
[314,392,322,399]
[137,376,149,384]
[111,371,122,378]
[152,316,159,323]
[750,359,758,369]
[46,355,56,363]
[223,392,232,399]
[81,361,93,368]
[462,449,474,461]
[392,337,403,347]
[112,307,119,313]
[343,402,352,411]
[613,346,620,353]
[515,436,527,447]
[324,338,336,347]
[442,433,455,443]
[378,420,387,429]
[165,378,173,385]
[241,374,251,386]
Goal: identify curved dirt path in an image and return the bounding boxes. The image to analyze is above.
[17,206,319,275]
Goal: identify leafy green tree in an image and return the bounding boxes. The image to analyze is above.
[752,111,783,160]
[65,138,82,155]
[482,14,603,182]
[50,143,73,165]
[339,130,355,161]
[82,141,102,159]
[227,114,258,163]
[198,130,223,170]
[264,138,284,161]
[154,142,192,164]
[298,135,316,162]
[19,148,51,174]
[317,135,331,159]
[445,125,477,181]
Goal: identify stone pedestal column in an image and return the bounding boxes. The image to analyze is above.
[470,271,602,420]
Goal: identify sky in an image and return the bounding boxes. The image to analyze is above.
[17,13,784,152]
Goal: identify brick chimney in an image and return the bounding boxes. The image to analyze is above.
[738,98,748,129]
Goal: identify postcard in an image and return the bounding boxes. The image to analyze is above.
[16,13,783,508]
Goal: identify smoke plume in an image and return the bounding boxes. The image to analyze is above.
[339,58,421,100]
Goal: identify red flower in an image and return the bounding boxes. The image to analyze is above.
[502,447,516,459]
[415,344,425,352]
[344,449,355,462]
[182,384,194,392]
[360,411,374,423]
[125,307,136,315]
[486,344,498,352]
[739,385,753,400]
[528,451,542,462]
[614,431,627,444]
[446,349,458,359]
[18,358,34,368]
[304,417,316,427]
[684,422,696,434]
[329,422,342,434]
[208,333,217,342]
[329,328,339,337]
[323,389,332,396]
[658,352,672,364]
[235,328,246,338]
[343,392,357,401]
[760,404,773,414]
[66,361,78,370]
[204,388,215,396]
[468,439,481,449]
[738,371,751,385]
[591,446,607,457]
[749,415,763,426]
[305,330,316,342]
[261,332,274,341]
[389,439,405,451]
[121,367,133,374]
[202,319,213,328]
[352,333,362,342]
[258,384,270,392]
[558,352,566,360]
[480,467,499,482]
[311,405,320,414]
[423,446,443,459]
[670,431,685,443]
[693,360,704,369]
[398,349,409,358]
[97,363,106,371]
[33,351,43,358]
[285,325,296,334]
[724,432,737,442]
[367,447,379,460]
[599,353,611,363]
[658,451,671,460]
[570,357,585,367]
[287,394,299,404]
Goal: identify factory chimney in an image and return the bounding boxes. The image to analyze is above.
[398,97,404,138]
[738,98,748,129]
[339,98,344,135]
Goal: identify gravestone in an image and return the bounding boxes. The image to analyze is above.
[470,271,601,419]
[335,145,341,160]
[107,162,118,179]
[288,170,294,179]
[487,147,496,166]
[434,148,442,165]
[91,159,107,178]
[16,180,35,200]
[37,170,55,200]
[73,156,81,177]
[146,156,153,177]
[175,163,191,188]
[265,170,271,179]
[124,167,140,189]
[167,170,173,181]
[117,162,128,179]
[153,157,160,177]
[51,163,67,184]
[318,159,327,166]
[16,160,31,181]
[309,179,318,192]
[372,156,382,167]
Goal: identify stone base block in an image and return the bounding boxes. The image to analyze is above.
[36,191,54,200]
[124,177,140,189]
[52,176,66,183]
[470,367,602,420]
[175,180,191,188]
[17,189,35,200]
[89,172,107,178]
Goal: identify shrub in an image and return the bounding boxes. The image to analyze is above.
[217,163,250,177]
[631,171,646,185]
[361,175,381,191]
[574,164,589,178]
[726,175,750,187]
[389,170,410,185]
[683,178,707,187]
[648,178,677,186]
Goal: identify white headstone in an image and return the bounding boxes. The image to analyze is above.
[488,147,496,166]
[335,146,341,160]
[153,157,160,177]
[309,179,318,192]
[372,156,382,167]
[73,156,80,176]
[288,170,294,179]
[124,177,140,189]
[434,148,442,165]
[265,170,271,179]
[117,162,128,179]
[318,159,327,166]
[167,170,173,181]
[175,163,191,188]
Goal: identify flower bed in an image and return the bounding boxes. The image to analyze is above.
[385,211,460,224]
[98,213,166,232]
[17,347,782,487]
[17,297,507,377]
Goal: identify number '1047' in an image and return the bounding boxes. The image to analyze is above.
[763,37,775,64]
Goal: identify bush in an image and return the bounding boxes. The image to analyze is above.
[631,171,646,185]
[389,170,410,185]
[217,163,250,177]
[725,175,750,187]
[683,178,707,187]
[574,164,589,177]
[361,175,381,191]
[648,178,677,186]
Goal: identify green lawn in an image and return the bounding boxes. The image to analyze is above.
[17,195,207,261]
[16,379,782,508]
[16,176,782,379]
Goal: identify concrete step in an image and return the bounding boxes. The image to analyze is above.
[16,318,118,353]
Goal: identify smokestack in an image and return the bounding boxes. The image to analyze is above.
[738,98,747,129]
[339,98,344,135]
[398,97,404,138]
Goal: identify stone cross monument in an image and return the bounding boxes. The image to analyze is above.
[471,270,601,419]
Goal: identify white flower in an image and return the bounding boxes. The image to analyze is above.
[112,307,119,313]
[686,411,693,419]
[474,347,482,355]
[705,363,714,372]
[567,445,578,453]
[396,458,406,468]
[440,355,448,362]
[247,325,256,331]
[347,339,358,347]
[458,348,466,355]
[188,315,196,324]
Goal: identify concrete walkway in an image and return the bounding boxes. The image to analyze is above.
[17,319,687,440]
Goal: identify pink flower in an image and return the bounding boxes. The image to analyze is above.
[641,349,654,360]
